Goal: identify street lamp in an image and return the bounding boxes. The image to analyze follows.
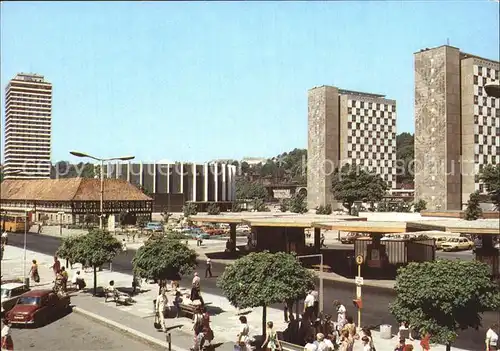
[485,82,500,98]
[69,151,135,230]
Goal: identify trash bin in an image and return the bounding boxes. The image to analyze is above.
[380,324,392,339]
[24,277,30,288]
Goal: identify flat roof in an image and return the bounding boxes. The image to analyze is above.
[314,220,407,233]
[243,214,363,228]
[407,219,500,235]
[189,212,291,224]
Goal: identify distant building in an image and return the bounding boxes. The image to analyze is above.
[307,86,397,209]
[103,161,237,212]
[242,157,267,166]
[3,73,52,179]
[414,45,499,210]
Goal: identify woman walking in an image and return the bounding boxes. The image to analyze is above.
[1,318,14,351]
[29,260,40,284]
[236,316,251,351]
[261,321,282,351]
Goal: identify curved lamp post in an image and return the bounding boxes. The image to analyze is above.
[485,82,500,98]
[69,151,135,230]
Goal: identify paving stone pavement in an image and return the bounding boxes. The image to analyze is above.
[1,245,471,351]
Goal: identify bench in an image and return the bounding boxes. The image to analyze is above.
[104,288,134,306]
[280,340,303,351]
[179,302,212,318]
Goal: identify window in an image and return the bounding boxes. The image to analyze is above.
[479,126,484,134]
[348,107,352,114]
[495,70,499,80]
[483,77,488,85]
[479,145,484,153]
[368,102,373,109]
[479,106,483,115]
[360,101,365,108]
[496,109,500,118]
[376,103,380,110]
[474,134,479,143]
[348,136,352,143]
[488,126,492,135]
[478,66,483,76]
[348,122,352,129]
[478,86,483,95]
[479,184,484,193]
[368,117,372,124]
[488,146,492,154]
[392,105,396,112]
[483,116,487,124]
[474,75,478,84]
[474,95,479,104]
[487,107,491,116]
[486,68,491,78]
[380,111,385,117]
[360,145,365,151]
[475,154,479,163]
[348,151,352,158]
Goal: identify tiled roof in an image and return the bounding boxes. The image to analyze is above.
[0,178,152,202]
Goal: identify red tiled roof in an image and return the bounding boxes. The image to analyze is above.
[0,178,152,202]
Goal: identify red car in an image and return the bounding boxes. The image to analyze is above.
[6,289,70,326]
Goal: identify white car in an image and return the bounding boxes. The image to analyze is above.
[1,282,30,313]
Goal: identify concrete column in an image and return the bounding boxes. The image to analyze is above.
[231,166,236,201]
[127,162,131,182]
[139,162,144,187]
[222,165,227,201]
[227,166,233,201]
[229,223,237,252]
[192,163,197,202]
[214,163,218,202]
[314,227,321,252]
[204,163,209,202]
[180,163,184,193]
[115,161,119,179]
[153,162,157,193]
[166,163,170,193]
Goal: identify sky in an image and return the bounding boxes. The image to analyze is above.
[1,1,499,164]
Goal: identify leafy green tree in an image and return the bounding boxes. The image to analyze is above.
[240,161,250,174]
[70,230,122,295]
[288,193,308,214]
[316,204,332,215]
[231,202,243,212]
[389,260,500,351]
[464,191,483,220]
[396,132,414,185]
[331,164,389,215]
[217,251,316,335]
[413,199,427,213]
[251,198,269,212]
[480,164,500,209]
[207,202,221,215]
[132,236,197,293]
[56,235,83,267]
[183,202,198,217]
[84,213,97,228]
[235,178,268,200]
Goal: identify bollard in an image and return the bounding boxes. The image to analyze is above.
[165,333,171,351]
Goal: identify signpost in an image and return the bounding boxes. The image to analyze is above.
[355,255,364,329]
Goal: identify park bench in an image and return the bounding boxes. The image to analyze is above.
[104,287,134,306]
[280,340,303,351]
[179,302,212,318]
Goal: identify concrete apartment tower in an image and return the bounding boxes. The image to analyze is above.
[3,73,52,179]
[307,86,397,210]
[414,46,499,210]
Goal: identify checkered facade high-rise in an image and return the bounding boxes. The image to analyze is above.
[307,86,397,210]
[414,45,499,211]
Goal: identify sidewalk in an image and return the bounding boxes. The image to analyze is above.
[1,245,470,351]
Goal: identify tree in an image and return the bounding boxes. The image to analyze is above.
[70,229,122,296]
[235,178,268,200]
[316,204,332,215]
[217,251,316,335]
[183,202,198,217]
[389,260,500,351]
[331,164,389,215]
[464,191,483,220]
[251,198,269,212]
[288,193,308,214]
[56,235,83,267]
[206,202,221,215]
[396,132,414,185]
[480,164,500,209]
[279,199,289,212]
[132,236,197,293]
[231,202,243,212]
[413,199,427,213]
[84,213,96,228]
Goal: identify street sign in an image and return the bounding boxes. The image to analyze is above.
[356,255,364,265]
[355,276,364,286]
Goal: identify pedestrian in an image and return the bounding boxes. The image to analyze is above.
[1,318,13,351]
[283,298,294,322]
[122,239,128,253]
[60,266,68,291]
[155,288,169,333]
[237,315,251,351]
[361,336,371,351]
[316,333,328,351]
[333,300,347,332]
[320,233,326,248]
[205,258,212,278]
[192,303,204,350]
[361,328,375,351]
[324,334,335,351]
[261,321,281,351]
[311,288,319,319]
[342,315,356,339]
[304,291,315,322]
[29,259,40,284]
[1,231,7,246]
[0,244,4,261]
[339,329,354,351]
[394,337,406,351]
[486,323,499,351]
[173,291,182,318]
[200,306,214,349]
[51,256,61,277]
[420,332,431,351]
[304,334,318,351]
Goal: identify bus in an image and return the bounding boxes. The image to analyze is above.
[1,214,32,233]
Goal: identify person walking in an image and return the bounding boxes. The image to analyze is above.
[51,256,61,277]
[486,323,499,351]
[320,233,326,248]
[420,332,431,351]
[29,260,40,284]
[155,289,169,333]
[283,298,294,323]
[261,321,281,351]
[1,318,14,351]
[237,316,251,351]
[1,231,7,246]
[192,304,204,351]
[304,291,315,322]
[333,300,347,332]
[205,258,212,278]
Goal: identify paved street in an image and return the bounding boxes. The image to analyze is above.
[1,311,162,351]
[6,231,496,350]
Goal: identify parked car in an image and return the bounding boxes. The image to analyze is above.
[236,225,250,234]
[340,233,361,244]
[441,237,474,252]
[1,282,30,313]
[6,289,71,326]
[145,222,164,233]
[196,233,211,240]
[381,234,403,241]
[435,236,454,250]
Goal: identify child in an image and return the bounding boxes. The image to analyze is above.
[173,291,182,318]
